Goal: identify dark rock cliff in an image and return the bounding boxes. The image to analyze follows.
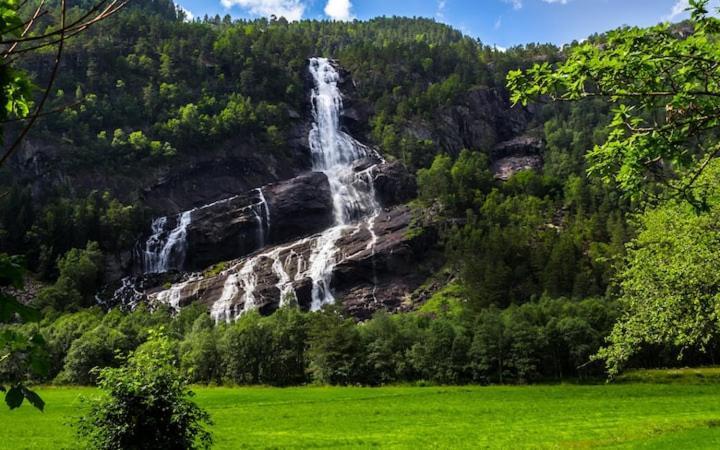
[141,204,437,319]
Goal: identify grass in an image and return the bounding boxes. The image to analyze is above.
[3,384,720,449]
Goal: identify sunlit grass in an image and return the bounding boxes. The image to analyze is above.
[3,384,720,449]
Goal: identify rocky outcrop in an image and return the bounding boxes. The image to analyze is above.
[132,160,416,276]
[490,136,544,180]
[142,205,436,319]
[372,160,417,206]
[179,172,334,271]
[406,87,530,157]
[331,206,437,319]
[264,172,335,244]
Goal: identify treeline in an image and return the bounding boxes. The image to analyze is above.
[10,0,561,174]
[2,297,619,387]
[0,189,144,280]
[417,149,629,309]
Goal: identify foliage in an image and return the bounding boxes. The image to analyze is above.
[0,253,46,411]
[417,149,493,214]
[37,241,103,311]
[75,330,213,450]
[0,0,32,141]
[597,162,720,376]
[0,191,144,280]
[508,0,720,207]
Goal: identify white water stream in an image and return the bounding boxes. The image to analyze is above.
[142,190,270,274]
[209,57,382,322]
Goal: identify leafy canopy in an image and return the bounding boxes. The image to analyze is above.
[0,254,46,411]
[508,0,720,208]
[596,161,720,376]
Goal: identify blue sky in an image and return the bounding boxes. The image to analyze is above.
[176,0,701,48]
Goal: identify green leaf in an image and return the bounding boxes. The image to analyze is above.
[5,386,23,409]
[21,387,45,412]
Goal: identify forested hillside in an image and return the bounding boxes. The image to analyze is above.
[2,0,718,391]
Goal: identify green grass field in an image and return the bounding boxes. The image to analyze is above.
[3,384,720,449]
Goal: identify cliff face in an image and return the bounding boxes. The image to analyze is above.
[401,87,531,158]
[13,121,314,217]
[138,204,434,319]
[20,58,541,319]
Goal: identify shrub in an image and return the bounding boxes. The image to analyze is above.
[75,330,213,450]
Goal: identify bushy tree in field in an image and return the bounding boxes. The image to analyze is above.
[597,163,720,376]
[76,330,213,450]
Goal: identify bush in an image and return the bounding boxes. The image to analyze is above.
[55,324,129,385]
[75,330,213,450]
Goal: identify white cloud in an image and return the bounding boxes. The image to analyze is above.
[325,0,353,21]
[494,16,502,30]
[436,0,447,20]
[665,0,689,21]
[506,0,573,8]
[220,0,306,21]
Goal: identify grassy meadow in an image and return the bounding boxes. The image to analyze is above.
[3,383,720,449]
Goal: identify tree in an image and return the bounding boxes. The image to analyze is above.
[37,242,103,310]
[0,0,129,166]
[307,309,366,385]
[507,0,720,207]
[76,329,213,450]
[596,163,720,376]
[179,314,221,384]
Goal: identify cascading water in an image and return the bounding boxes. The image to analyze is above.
[141,190,270,275]
[143,211,192,274]
[306,57,381,308]
[208,57,383,321]
[308,57,379,224]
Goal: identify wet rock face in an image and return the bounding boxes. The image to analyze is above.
[183,172,334,271]
[264,172,335,244]
[127,157,418,282]
[372,161,417,207]
[331,206,437,320]
[143,205,436,320]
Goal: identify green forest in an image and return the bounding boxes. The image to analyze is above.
[2,0,720,448]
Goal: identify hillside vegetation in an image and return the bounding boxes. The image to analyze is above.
[2,0,720,395]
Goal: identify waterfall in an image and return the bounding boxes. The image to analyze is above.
[141,191,270,275]
[143,211,192,274]
[308,57,378,224]
[195,58,383,322]
[305,57,381,308]
[253,188,271,248]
